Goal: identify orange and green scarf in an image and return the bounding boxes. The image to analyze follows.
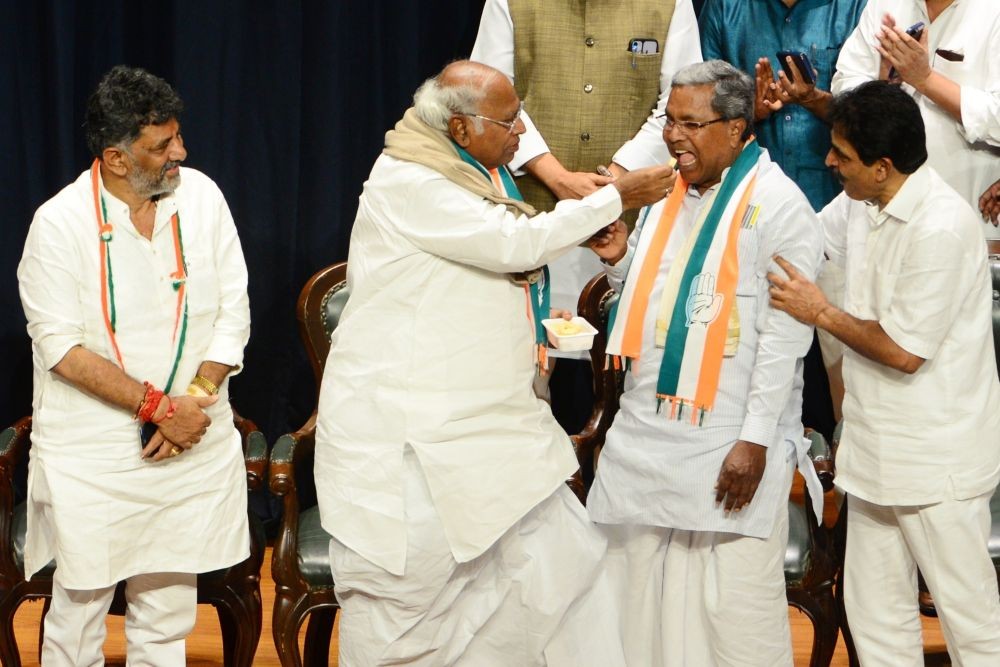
[606,140,762,424]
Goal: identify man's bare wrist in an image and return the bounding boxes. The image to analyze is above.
[814,304,835,328]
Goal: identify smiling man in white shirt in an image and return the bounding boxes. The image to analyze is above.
[770,80,1000,666]
[17,65,250,665]
[314,60,673,666]
[586,60,824,667]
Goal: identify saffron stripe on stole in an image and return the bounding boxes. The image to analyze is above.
[693,177,757,411]
[618,181,688,359]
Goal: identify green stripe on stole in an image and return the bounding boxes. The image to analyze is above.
[454,146,550,347]
[658,141,761,398]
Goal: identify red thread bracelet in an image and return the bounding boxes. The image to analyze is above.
[136,382,165,423]
[151,397,177,423]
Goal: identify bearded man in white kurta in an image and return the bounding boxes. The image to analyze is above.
[314,61,673,666]
[17,66,250,665]
[586,60,824,666]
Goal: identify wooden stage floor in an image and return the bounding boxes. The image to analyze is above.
[12,481,952,665]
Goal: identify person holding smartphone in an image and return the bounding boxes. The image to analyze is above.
[700,0,868,435]
[832,0,1000,235]
[700,0,867,213]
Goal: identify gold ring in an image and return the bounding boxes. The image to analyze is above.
[169,445,183,457]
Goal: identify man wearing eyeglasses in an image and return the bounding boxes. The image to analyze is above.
[769,81,1000,666]
[586,59,823,666]
[314,60,674,666]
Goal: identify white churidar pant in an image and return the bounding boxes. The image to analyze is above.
[41,571,196,666]
[844,491,1000,667]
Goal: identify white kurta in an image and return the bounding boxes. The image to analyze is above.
[17,166,251,589]
[314,153,624,577]
[588,151,825,537]
[820,165,1000,505]
[832,0,1000,236]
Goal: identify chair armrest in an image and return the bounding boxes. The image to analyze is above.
[804,429,835,492]
[268,413,317,591]
[231,408,268,492]
[244,431,268,492]
[268,412,317,499]
[0,416,32,495]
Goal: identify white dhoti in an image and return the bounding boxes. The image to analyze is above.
[329,451,625,667]
[844,491,1000,667]
[599,508,792,667]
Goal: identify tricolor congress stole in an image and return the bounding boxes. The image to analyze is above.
[606,141,762,424]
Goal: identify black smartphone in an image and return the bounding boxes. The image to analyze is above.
[140,421,157,449]
[888,22,925,80]
[776,51,816,85]
[905,21,925,40]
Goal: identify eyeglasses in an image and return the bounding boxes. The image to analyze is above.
[467,103,524,135]
[657,113,727,135]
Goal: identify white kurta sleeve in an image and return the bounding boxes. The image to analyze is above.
[739,193,824,447]
[612,0,703,170]
[203,191,250,374]
[470,0,550,170]
[393,176,622,273]
[957,20,1000,146]
[818,192,852,269]
[17,211,86,371]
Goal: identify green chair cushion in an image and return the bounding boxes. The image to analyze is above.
[784,501,811,585]
[298,505,335,586]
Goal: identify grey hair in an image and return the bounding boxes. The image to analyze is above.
[672,60,754,140]
[413,76,489,133]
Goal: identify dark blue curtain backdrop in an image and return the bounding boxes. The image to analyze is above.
[0,1,488,447]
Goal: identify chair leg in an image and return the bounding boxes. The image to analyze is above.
[789,587,838,667]
[835,569,860,667]
[212,589,262,667]
[303,607,337,666]
[273,594,309,667]
[38,596,50,662]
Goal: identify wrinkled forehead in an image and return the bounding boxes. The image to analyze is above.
[666,84,715,118]
[478,76,520,118]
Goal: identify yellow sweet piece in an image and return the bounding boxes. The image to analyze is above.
[552,321,583,336]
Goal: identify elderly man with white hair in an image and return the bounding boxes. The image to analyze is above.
[313,60,673,666]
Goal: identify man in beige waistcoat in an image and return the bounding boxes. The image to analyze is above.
[472,0,703,431]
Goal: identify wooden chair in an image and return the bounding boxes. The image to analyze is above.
[572,273,840,667]
[0,410,268,666]
[269,261,348,666]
